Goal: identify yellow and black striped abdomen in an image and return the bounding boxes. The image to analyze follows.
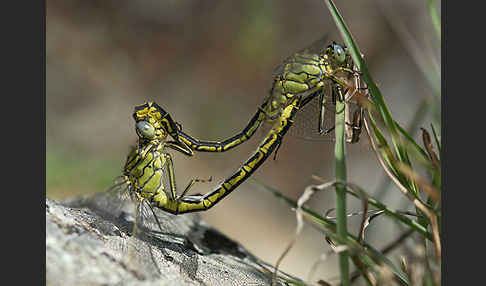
[174,99,300,214]
[178,101,269,152]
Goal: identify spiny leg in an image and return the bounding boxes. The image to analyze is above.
[334,66,360,77]
[318,91,330,135]
[318,84,351,136]
[344,65,365,143]
[342,64,366,104]
[162,152,212,200]
[177,176,213,200]
[165,140,194,157]
[345,108,363,143]
[318,87,338,136]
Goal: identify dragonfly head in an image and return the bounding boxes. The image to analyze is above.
[133,102,180,143]
[135,120,157,140]
[325,41,351,68]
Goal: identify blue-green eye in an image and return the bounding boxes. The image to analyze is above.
[333,44,346,63]
[136,121,155,139]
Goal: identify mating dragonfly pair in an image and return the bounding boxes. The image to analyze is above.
[105,41,367,229]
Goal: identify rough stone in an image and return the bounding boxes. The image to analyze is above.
[46,197,305,286]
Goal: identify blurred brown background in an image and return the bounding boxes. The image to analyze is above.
[46,0,440,282]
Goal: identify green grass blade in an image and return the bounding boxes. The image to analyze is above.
[345,183,433,241]
[252,179,431,241]
[300,199,410,285]
[367,112,420,195]
[334,91,350,285]
[310,221,410,285]
[323,0,412,170]
[253,179,414,284]
[394,120,429,161]
[374,99,429,200]
[426,0,441,41]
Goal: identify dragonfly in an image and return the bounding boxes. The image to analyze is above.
[105,41,366,216]
[81,40,367,283]
[177,40,366,157]
[83,101,316,282]
[100,41,366,220]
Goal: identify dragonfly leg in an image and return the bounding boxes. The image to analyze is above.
[334,67,360,77]
[318,92,336,135]
[137,142,154,158]
[342,65,366,104]
[165,140,194,157]
[177,176,213,200]
[164,153,179,201]
[319,125,335,135]
[163,153,211,199]
[344,109,363,143]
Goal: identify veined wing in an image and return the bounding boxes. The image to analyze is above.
[272,34,329,77]
[290,81,364,142]
[85,176,134,229]
[289,81,336,141]
[87,175,170,277]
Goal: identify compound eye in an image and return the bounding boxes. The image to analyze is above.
[136,121,155,139]
[333,44,346,63]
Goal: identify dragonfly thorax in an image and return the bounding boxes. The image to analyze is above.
[264,54,327,121]
[124,144,168,201]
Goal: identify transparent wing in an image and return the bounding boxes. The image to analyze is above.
[298,34,330,55]
[136,199,165,236]
[290,83,364,142]
[86,175,165,236]
[86,176,134,223]
[114,199,162,277]
[96,178,166,275]
[273,34,329,77]
[289,82,337,141]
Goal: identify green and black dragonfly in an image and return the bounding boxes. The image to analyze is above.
[102,41,367,218]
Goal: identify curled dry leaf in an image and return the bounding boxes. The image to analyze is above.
[421,128,441,172]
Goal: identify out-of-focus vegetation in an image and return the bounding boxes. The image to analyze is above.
[46,0,440,282]
[47,149,120,198]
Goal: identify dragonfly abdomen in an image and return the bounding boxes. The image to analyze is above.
[173,99,300,214]
[178,101,269,152]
